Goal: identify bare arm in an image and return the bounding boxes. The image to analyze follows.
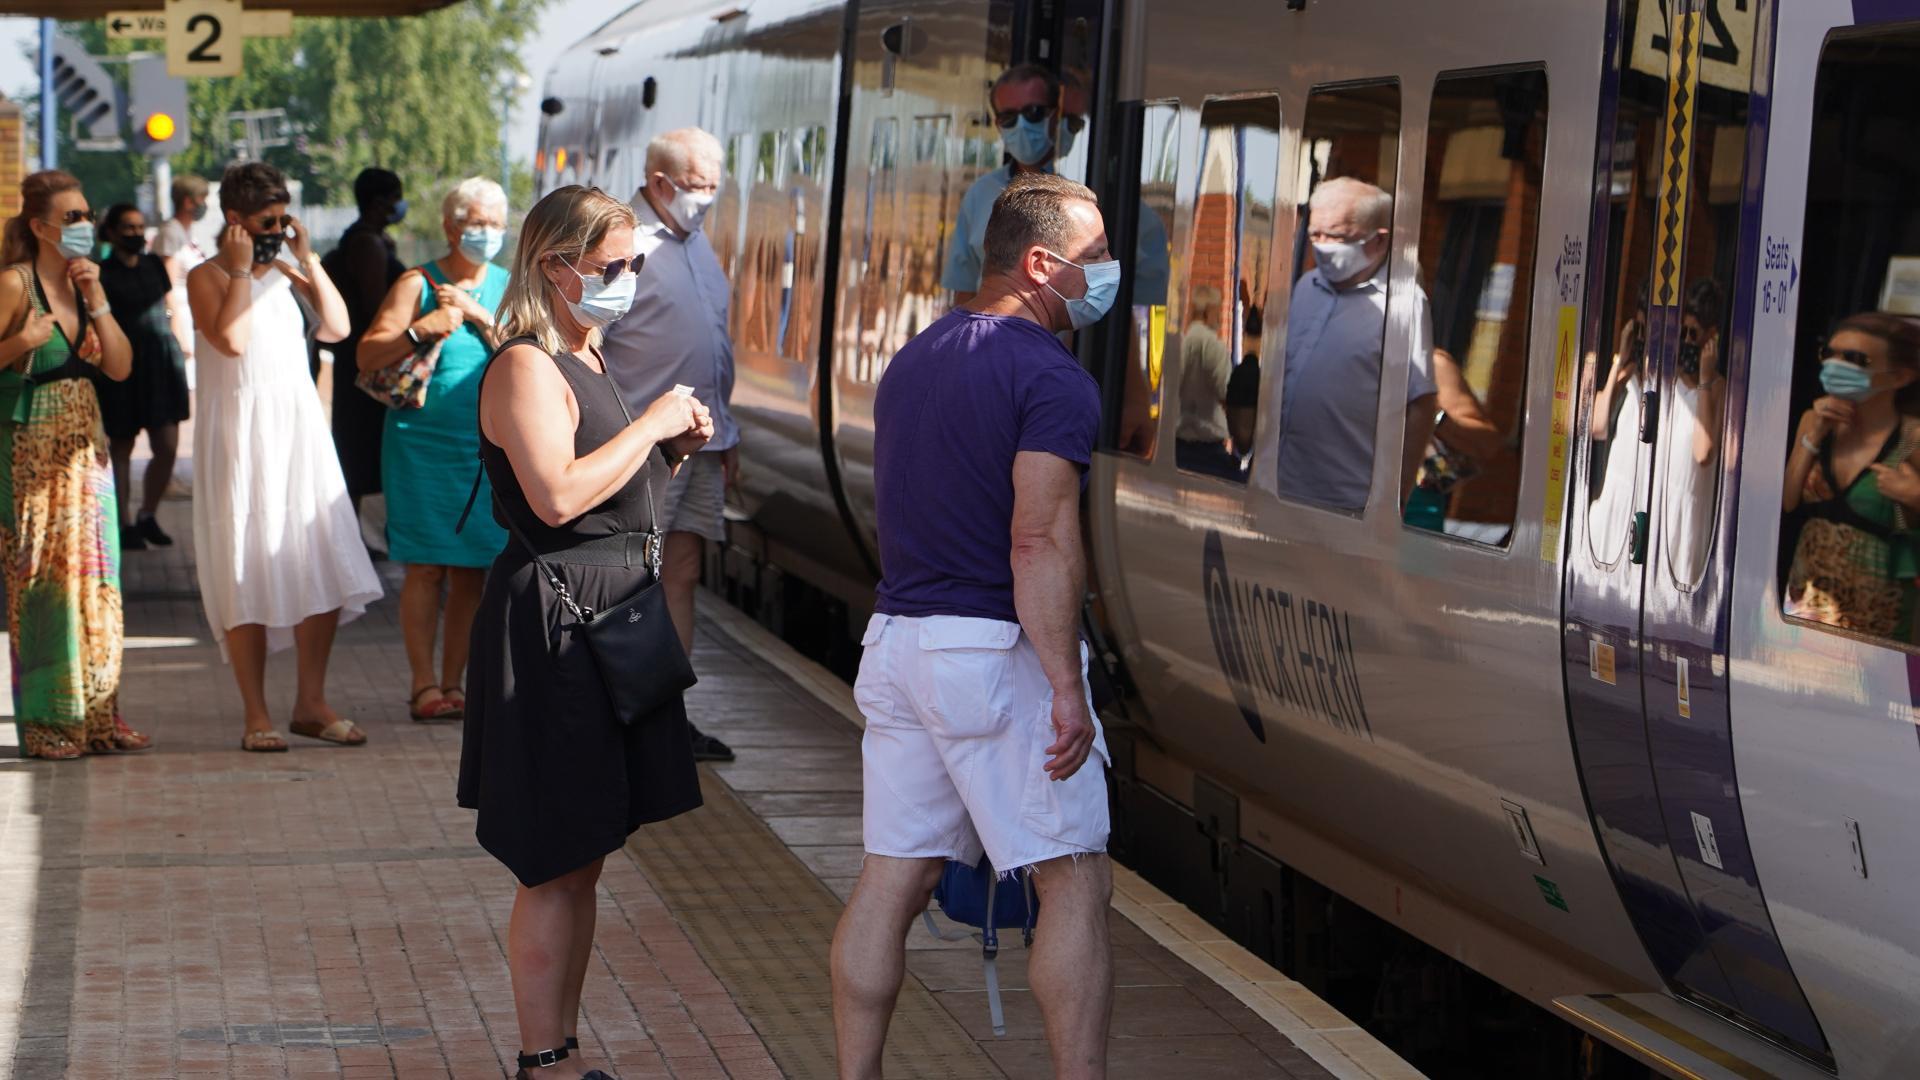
[1401,392,1439,509]
[70,260,132,382]
[187,262,254,357]
[479,344,713,527]
[358,272,462,372]
[1011,450,1094,781]
[279,219,350,344]
[0,271,43,370]
[1784,399,1850,513]
[1430,348,1505,460]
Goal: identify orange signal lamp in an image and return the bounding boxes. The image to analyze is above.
[144,112,176,141]
[555,147,568,172]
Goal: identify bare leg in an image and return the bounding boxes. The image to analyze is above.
[289,609,361,740]
[399,564,447,705]
[509,857,604,1080]
[557,870,598,1047]
[225,623,273,736]
[140,423,179,518]
[439,567,485,693]
[108,435,136,527]
[1027,854,1114,1080]
[830,855,944,1080]
[662,530,702,658]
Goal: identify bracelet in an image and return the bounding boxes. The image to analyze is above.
[1799,435,1821,454]
[226,266,251,279]
[87,302,111,321]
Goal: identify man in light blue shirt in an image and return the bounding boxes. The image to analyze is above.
[602,126,737,762]
[1276,177,1438,512]
[945,66,1168,308]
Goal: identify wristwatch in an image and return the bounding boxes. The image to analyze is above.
[404,326,422,348]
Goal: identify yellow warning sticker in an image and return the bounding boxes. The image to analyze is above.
[1590,639,1617,686]
[1677,656,1692,719]
[1540,305,1580,562]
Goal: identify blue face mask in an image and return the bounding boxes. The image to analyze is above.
[563,260,637,329]
[1056,119,1079,159]
[1040,249,1121,330]
[460,226,505,264]
[389,198,409,226]
[1002,115,1055,167]
[56,222,95,260]
[1820,359,1879,402]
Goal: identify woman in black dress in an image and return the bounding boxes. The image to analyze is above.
[96,204,190,550]
[459,185,712,1080]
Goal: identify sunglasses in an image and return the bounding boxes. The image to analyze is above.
[45,209,93,225]
[1821,345,1873,368]
[994,103,1056,129]
[566,252,644,286]
[249,214,293,231]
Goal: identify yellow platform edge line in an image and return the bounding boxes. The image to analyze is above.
[699,596,1426,1078]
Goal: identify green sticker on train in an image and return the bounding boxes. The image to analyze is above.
[1535,875,1569,912]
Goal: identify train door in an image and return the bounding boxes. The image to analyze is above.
[1562,0,1831,1062]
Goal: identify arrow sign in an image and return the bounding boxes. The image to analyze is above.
[105,11,169,40]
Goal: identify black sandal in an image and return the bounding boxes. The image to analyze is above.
[514,1046,612,1080]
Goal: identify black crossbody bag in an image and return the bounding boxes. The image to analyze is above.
[458,348,698,726]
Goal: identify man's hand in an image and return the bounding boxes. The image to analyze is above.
[1042,687,1095,781]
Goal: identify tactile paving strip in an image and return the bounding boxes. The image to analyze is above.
[627,772,1001,1079]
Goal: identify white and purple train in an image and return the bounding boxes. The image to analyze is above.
[538,1,1920,1075]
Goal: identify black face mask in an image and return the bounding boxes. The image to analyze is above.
[115,234,147,256]
[252,231,286,265]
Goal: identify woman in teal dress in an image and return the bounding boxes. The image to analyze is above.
[360,178,511,720]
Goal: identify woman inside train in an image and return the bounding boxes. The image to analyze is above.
[1782,311,1920,639]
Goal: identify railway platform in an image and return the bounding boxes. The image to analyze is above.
[0,500,1420,1080]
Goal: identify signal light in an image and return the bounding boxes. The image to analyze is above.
[127,57,188,156]
[144,113,176,141]
[556,147,568,172]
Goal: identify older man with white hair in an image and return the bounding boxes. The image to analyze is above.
[603,126,736,762]
[1275,176,1438,512]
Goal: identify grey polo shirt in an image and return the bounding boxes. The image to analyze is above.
[602,195,738,452]
[1274,266,1435,511]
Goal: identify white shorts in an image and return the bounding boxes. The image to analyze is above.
[854,613,1111,872]
[660,451,725,542]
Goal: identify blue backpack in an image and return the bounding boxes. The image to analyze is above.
[922,855,1039,1036]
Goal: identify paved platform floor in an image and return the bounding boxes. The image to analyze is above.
[0,500,1415,1079]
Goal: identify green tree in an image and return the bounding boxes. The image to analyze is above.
[29,2,547,224]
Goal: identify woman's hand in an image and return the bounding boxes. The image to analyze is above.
[285,215,314,265]
[1872,460,1920,509]
[67,258,105,309]
[416,302,465,341]
[15,310,54,352]
[638,390,714,456]
[218,225,252,275]
[1798,396,1856,445]
[436,283,494,328]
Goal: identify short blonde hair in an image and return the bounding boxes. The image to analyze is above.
[644,128,724,179]
[497,186,637,355]
[443,176,508,227]
[1308,176,1392,232]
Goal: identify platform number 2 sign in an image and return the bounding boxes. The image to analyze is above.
[167,0,242,78]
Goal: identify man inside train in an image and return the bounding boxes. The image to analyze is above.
[1274,176,1439,512]
[601,126,737,763]
[833,172,1116,1080]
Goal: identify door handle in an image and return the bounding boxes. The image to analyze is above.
[1639,387,1659,444]
[1630,511,1650,565]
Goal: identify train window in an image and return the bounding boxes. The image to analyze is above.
[1115,101,1178,460]
[1780,26,1920,646]
[781,125,830,363]
[1404,70,1548,546]
[1271,82,1409,514]
[1174,96,1279,484]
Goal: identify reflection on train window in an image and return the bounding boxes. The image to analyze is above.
[1116,101,1178,460]
[1405,70,1548,546]
[780,125,830,364]
[1175,96,1279,484]
[1272,82,1415,514]
[1781,27,1920,646]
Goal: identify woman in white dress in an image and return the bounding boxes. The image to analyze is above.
[187,161,383,752]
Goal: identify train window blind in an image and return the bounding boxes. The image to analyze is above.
[1403,69,1548,549]
[1779,26,1920,649]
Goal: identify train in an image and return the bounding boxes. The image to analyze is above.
[534,0,1920,1076]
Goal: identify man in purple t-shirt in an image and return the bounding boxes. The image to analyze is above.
[830,173,1120,1079]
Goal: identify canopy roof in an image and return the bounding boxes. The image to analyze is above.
[2,1,458,15]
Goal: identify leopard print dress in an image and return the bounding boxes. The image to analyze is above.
[0,263,129,757]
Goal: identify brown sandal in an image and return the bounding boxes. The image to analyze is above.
[89,718,153,754]
[438,686,466,719]
[290,718,367,746]
[23,728,83,761]
[409,686,460,722]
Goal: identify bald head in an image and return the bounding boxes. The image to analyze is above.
[1307,177,1392,287]
[643,127,724,236]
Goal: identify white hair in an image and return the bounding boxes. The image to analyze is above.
[645,127,724,180]
[442,176,508,226]
[1308,176,1392,232]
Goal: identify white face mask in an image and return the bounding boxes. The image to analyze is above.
[1311,237,1377,284]
[664,180,715,233]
